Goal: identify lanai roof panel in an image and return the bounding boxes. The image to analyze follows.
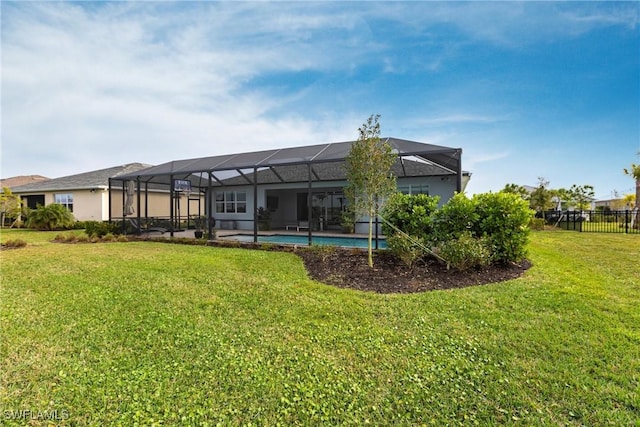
[113,138,462,182]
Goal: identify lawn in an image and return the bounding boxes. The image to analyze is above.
[1,229,638,425]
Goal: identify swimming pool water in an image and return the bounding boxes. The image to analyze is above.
[223,234,387,249]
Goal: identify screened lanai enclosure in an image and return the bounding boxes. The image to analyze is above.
[109,138,466,244]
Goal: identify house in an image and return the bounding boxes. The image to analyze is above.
[110,138,469,238]
[594,198,628,211]
[0,175,50,189]
[10,163,166,221]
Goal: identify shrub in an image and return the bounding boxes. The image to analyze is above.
[431,193,479,243]
[64,234,78,243]
[381,193,440,238]
[76,234,89,243]
[102,233,117,242]
[529,218,545,231]
[473,192,534,263]
[2,239,27,248]
[26,204,76,230]
[216,240,241,248]
[85,221,121,238]
[436,233,491,271]
[386,233,427,267]
[385,191,534,265]
[116,235,129,243]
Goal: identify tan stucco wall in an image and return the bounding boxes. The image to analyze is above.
[16,188,183,221]
[72,190,106,221]
[109,190,179,219]
[17,190,104,221]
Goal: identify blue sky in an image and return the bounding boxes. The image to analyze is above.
[2,1,638,199]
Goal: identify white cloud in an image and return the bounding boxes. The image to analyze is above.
[1,2,368,177]
[1,1,637,181]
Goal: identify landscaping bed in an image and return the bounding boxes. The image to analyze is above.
[298,249,532,293]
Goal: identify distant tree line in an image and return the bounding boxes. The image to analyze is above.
[503,152,639,220]
[502,178,596,219]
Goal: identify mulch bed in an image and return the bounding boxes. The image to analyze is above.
[297,249,532,294]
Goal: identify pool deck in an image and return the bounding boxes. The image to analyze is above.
[169,228,384,241]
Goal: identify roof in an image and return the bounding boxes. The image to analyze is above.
[215,157,467,187]
[112,138,463,186]
[0,175,50,189]
[10,163,153,193]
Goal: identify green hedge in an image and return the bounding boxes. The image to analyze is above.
[84,221,122,238]
[382,191,534,266]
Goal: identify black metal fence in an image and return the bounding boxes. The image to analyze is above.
[543,210,640,234]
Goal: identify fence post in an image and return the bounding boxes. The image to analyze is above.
[579,210,583,232]
[625,210,629,234]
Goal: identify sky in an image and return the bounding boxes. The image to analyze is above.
[1,1,639,199]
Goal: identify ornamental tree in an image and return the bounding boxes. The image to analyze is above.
[0,187,24,228]
[345,114,397,267]
[529,177,555,219]
[567,184,595,210]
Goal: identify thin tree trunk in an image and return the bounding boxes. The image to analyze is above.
[368,213,374,267]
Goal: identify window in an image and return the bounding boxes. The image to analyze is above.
[215,191,247,213]
[398,185,429,195]
[55,193,74,212]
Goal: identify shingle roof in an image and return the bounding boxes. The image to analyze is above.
[10,163,153,193]
[0,175,50,189]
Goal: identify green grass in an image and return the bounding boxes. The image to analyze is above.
[1,229,638,425]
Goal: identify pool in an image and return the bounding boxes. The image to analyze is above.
[221,234,387,249]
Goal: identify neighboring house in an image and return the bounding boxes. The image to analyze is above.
[111,138,469,235]
[594,198,627,210]
[10,163,164,221]
[0,175,50,189]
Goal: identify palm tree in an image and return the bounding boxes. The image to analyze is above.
[27,204,76,230]
[623,153,640,227]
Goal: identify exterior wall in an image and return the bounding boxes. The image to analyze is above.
[353,176,458,234]
[72,190,106,221]
[109,190,183,220]
[17,190,103,221]
[212,184,256,230]
[211,176,459,232]
[16,188,179,222]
